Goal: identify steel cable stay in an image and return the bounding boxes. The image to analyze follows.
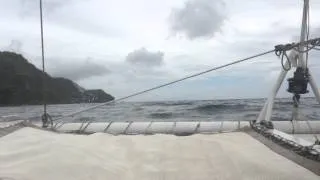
[39,0,55,128]
[53,49,276,126]
[52,37,320,128]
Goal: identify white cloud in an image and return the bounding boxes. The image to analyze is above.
[18,0,87,16]
[3,40,23,53]
[48,58,110,81]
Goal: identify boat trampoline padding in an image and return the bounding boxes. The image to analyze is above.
[52,121,320,135]
[0,127,319,180]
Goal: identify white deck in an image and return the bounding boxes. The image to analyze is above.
[0,127,319,180]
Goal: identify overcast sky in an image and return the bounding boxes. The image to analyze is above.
[1,0,320,101]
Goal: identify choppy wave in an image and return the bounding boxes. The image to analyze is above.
[306,113,320,120]
[0,115,21,121]
[275,101,294,106]
[244,113,257,118]
[143,101,194,106]
[192,104,246,113]
[0,98,318,122]
[149,112,174,119]
[132,107,144,111]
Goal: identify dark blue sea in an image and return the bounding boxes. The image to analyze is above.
[0,98,319,122]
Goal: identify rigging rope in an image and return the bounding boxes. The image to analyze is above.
[276,50,291,71]
[275,37,320,71]
[53,49,275,123]
[293,38,320,53]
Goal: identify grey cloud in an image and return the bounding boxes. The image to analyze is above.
[169,0,226,39]
[3,40,23,53]
[17,0,88,17]
[126,48,164,67]
[13,0,122,38]
[19,0,66,15]
[48,58,110,81]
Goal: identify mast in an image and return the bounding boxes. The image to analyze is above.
[297,0,309,68]
[258,0,320,123]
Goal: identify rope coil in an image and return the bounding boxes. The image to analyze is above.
[274,37,320,71]
[275,48,291,71]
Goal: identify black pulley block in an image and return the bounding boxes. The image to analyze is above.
[287,67,309,94]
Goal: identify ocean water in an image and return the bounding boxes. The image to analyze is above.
[0,98,319,123]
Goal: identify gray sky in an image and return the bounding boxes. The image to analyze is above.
[1,0,320,101]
